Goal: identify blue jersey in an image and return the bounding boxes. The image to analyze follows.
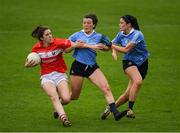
[69,30,111,65]
[112,29,150,66]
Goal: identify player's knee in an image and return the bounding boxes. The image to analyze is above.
[61,96,71,105]
[134,79,142,87]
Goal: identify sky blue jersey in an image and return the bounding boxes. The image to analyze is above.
[69,30,111,65]
[112,29,150,66]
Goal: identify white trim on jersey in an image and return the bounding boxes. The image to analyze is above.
[82,29,95,37]
[122,28,135,37]
[38,49,63,59]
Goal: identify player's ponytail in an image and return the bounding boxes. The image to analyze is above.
[122,15,140,30]
[31,25,49,41]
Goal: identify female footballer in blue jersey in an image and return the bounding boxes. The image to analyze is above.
[66,13,127,121]
[101,15,149,119]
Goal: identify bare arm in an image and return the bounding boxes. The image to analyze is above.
[111,48,118,61]
[111,42,135,53]
[83,43,110,51]
[98,43,111,51]
[64,41,84,53]
[64,41,109,52]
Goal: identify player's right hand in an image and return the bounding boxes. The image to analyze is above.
[24,59,37,67]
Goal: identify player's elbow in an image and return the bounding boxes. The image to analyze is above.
[64,48,72,53]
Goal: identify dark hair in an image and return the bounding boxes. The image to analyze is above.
[31,25,49,41]
[121,15,140,30]
[83,13,98,29]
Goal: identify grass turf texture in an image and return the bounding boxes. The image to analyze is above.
[0,0,180,132]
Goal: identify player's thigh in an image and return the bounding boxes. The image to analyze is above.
[70,75,84,95]
[125,66,142,82]
[56,80,70,99]
[42,82,58,97]
[89,68,109,91]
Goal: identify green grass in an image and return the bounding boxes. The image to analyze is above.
[0,0,180,132]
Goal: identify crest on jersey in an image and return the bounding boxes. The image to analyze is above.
[52,51,56,55]
[128,61,132,65]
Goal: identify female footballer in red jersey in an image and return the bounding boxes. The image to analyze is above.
[24,25,84,127]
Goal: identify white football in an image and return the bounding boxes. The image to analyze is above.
[27,52,41,65]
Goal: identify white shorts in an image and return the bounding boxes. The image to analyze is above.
[40,71,68,87]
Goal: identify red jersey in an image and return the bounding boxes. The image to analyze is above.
[32,38,71,75]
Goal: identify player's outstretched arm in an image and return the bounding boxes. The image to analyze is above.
[64,41,85,53]
[112,42,135,53]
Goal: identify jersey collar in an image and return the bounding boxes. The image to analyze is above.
[82,30,95,37]
[121,28,135,37]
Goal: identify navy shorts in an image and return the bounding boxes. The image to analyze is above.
[123,59,148,80]
[70,60,99,78]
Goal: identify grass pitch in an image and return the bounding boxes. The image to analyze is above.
[0,0,180,132]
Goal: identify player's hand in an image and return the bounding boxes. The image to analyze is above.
[75,40,85,48]
[24,59,37,67]
[112,52,117,61]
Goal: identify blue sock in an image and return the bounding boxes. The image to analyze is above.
[128,101,135,110]
[109,103,119,114]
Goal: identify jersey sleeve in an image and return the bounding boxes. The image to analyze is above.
[55,38,72,49]
[31,42,40,52]
[112,32,122,45]
[100,34,112,47]
[130,31,144,44]
[32,46,36,52]
[68,32,78,42]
